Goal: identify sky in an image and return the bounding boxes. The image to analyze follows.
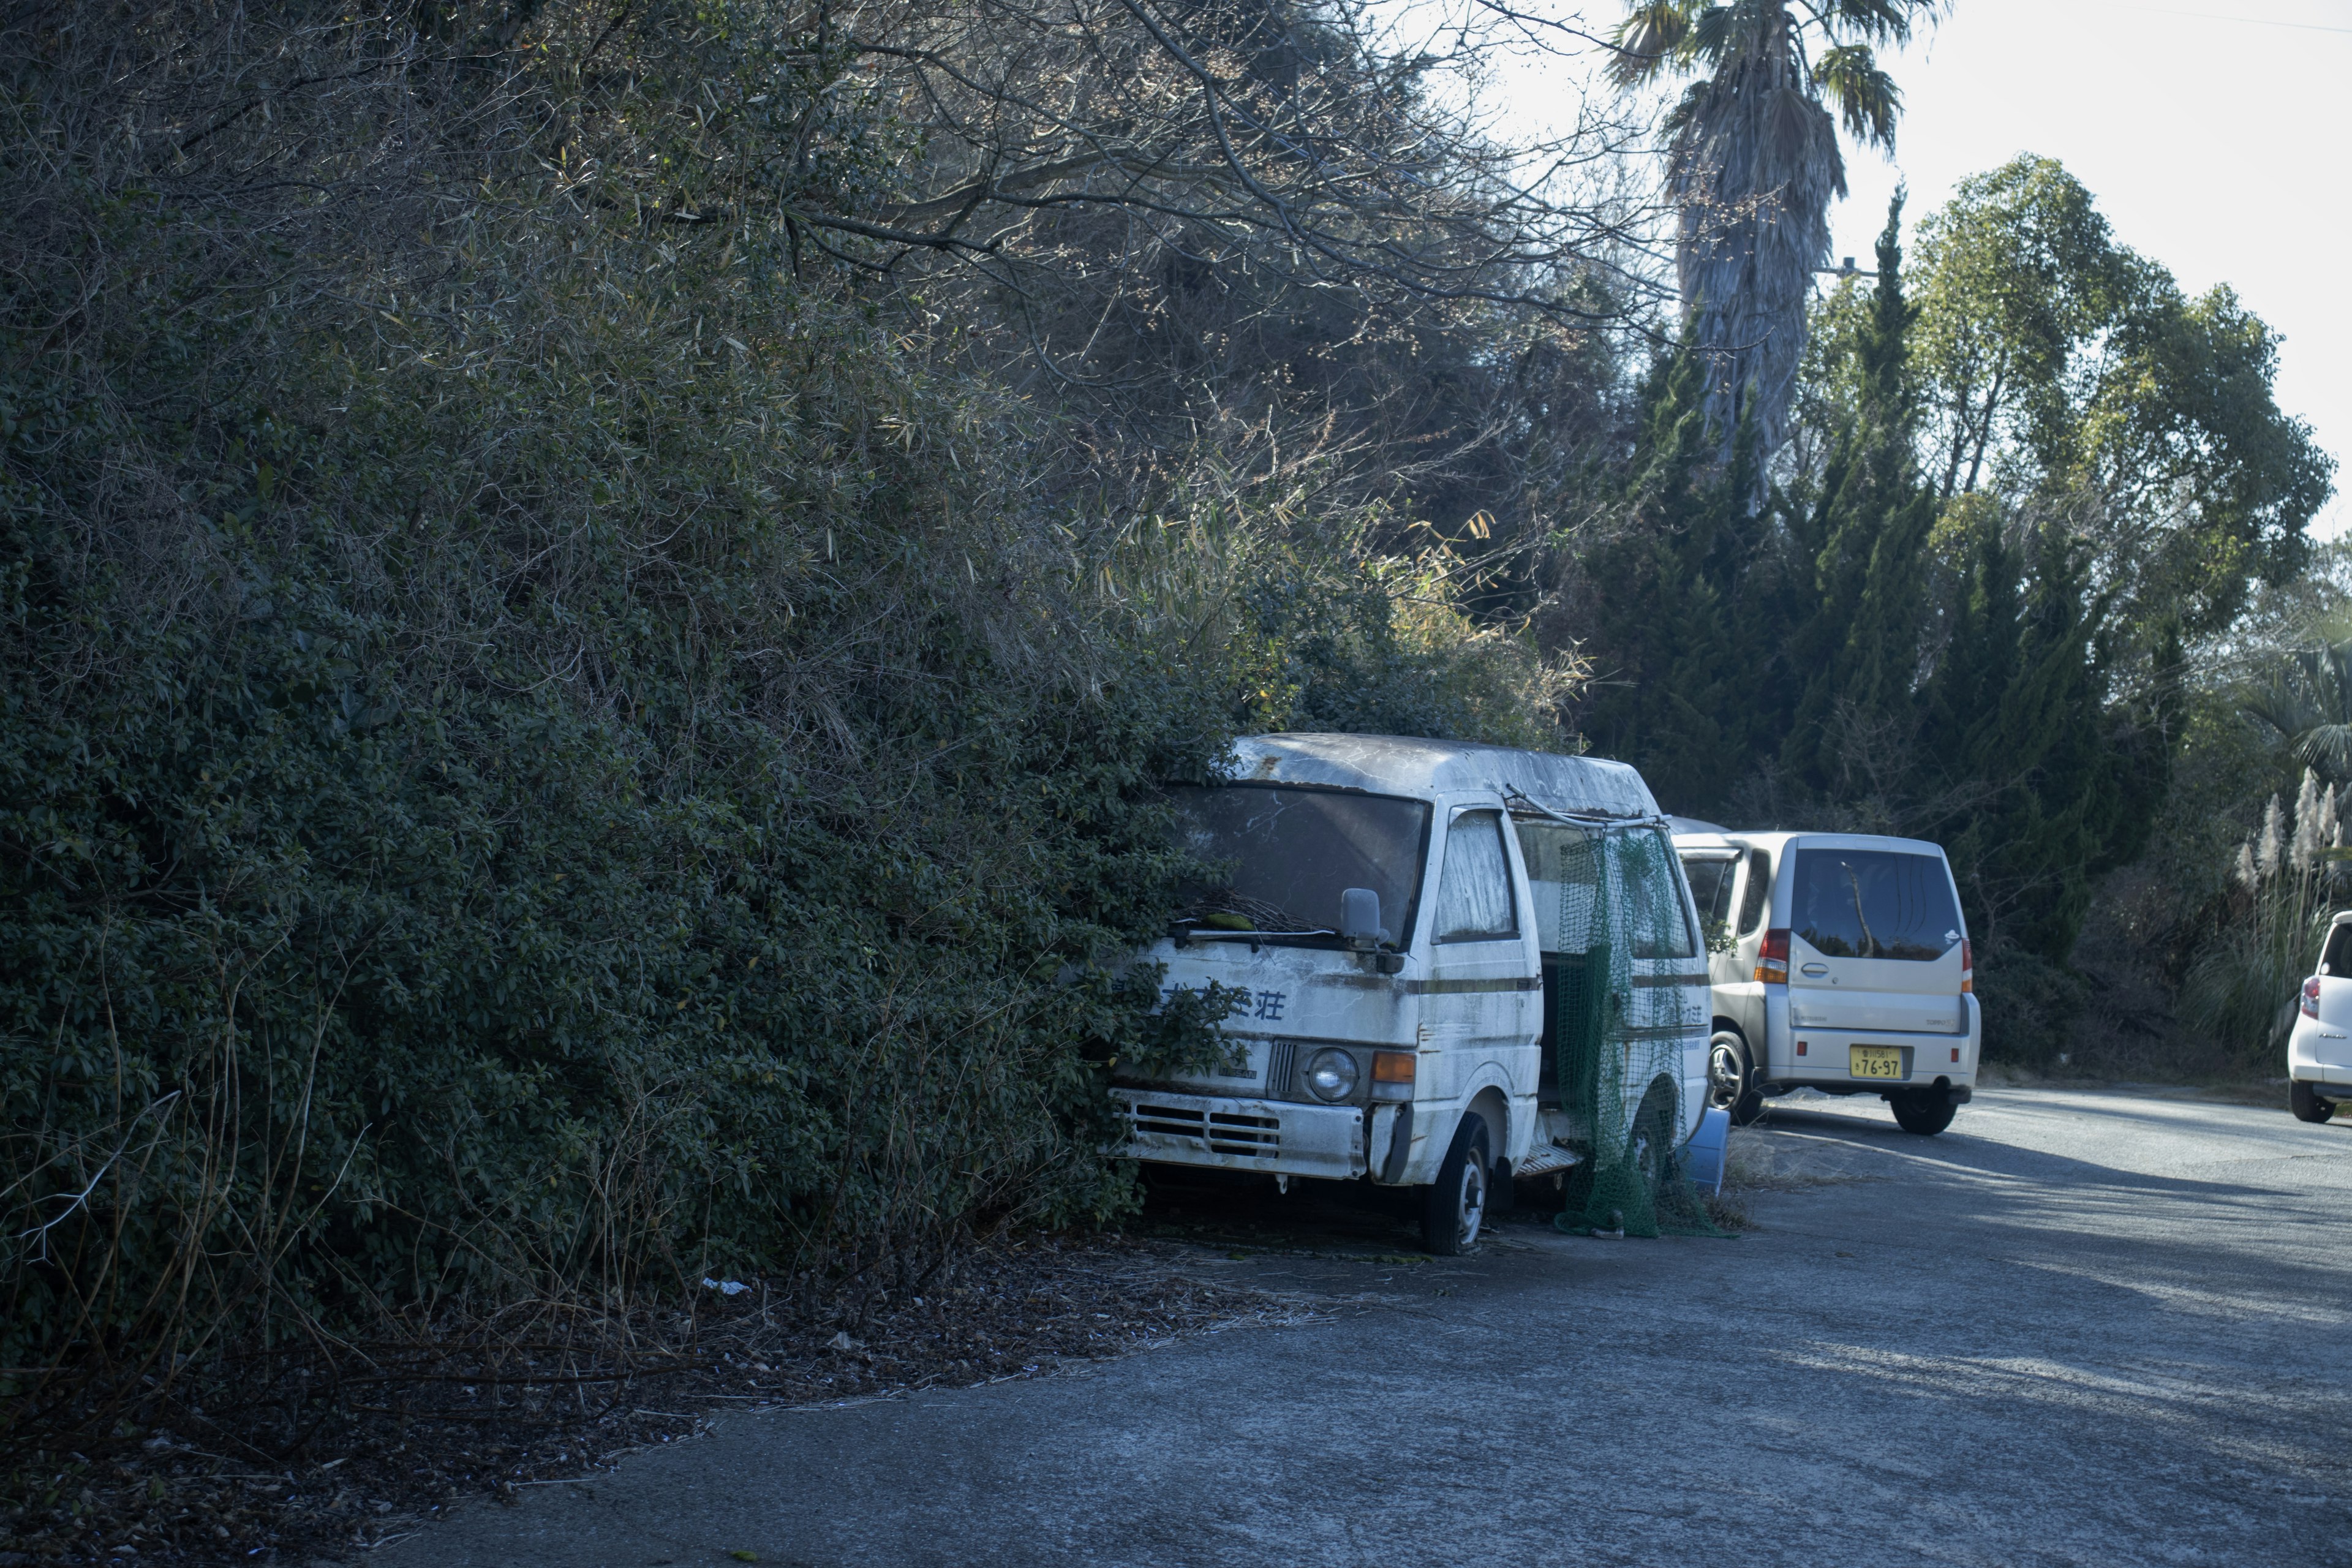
[1824,0,2352,538]
[1452,0,2351,537]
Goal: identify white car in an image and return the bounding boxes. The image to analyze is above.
[1671,826,1980,1136]
[2288,912,2352,1123]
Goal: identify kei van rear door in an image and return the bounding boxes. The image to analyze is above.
[1783,844,1967,1039]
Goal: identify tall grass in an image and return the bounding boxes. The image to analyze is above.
[2179,771,2348,1060]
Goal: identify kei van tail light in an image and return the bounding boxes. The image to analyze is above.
[2304,976,2321,1019]
[1755,929,1790,984]
[1961,938,1974,995]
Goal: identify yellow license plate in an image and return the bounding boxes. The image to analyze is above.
[1849,1046,1905,1079]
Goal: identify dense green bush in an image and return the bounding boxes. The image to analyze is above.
[0,2,1574,1408]
[0,224,1201,1374]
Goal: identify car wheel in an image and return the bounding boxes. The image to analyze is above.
[1707,1029,1765,1126]
[2291,1079,2336,1123]
[1890,1091,1957,1136]
[1420,1112,1490,1255]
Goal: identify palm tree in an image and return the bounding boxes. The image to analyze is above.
[1612,1,1938,490]
[2244,639,2352,782]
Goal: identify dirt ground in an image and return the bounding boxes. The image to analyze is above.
[364,1084,2352,1568]
[0,1238,1286,1566]
[8,1076,2319,1566]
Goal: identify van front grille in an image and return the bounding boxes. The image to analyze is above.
[1122,1100,1280,1161]
[1206,1111,1280,1156]
[1128,1101,1207,1140]
[1264,1039,1298,1097]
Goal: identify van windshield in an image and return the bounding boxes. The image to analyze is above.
[1167,785,1430,945]
[1789,848,1962,961]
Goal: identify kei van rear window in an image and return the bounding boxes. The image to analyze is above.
[1789,848,1962,962]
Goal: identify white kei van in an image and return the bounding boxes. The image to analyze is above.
[1110,734,1711,1253]
[1671,827,1980,1135]
[2288,912,2352,1123]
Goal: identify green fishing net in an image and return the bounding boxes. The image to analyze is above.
[1517,818,1728,1240]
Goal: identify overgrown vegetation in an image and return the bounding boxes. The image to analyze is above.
[2,0,2340,1532]
[1567,169,2331,1063]
[0,0,1577,1471]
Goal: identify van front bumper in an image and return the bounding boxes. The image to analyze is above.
[1109,1087,1367,1180]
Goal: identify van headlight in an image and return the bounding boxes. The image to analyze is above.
[1305,1049,1359,1102]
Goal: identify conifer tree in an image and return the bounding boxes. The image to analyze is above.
[1780,197,1937,796]
[1576,349,1781,812]
[1918,526,2171,959]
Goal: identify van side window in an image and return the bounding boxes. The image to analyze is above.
[2323,925,2352,976]
[1738,849,1771,935]
[1513,820,1596,952]
[1436,810,1519,942]
[1625,827,1698,959]
[1680,855,1737,929]
[1679,853,1738,949]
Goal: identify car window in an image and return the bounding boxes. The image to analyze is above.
[1436,810,1518,943]
[1739,848,1771,935]
[1680,855,1736,924]
[1679,853,1738,948]
[1789,848,1962,960]
[2323,924,2352,976]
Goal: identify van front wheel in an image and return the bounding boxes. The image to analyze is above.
[1420,1113,1490,1256]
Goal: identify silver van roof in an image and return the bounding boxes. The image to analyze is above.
[1668,827,1954,858]
[1226,734,1660,820]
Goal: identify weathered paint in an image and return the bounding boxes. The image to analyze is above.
[1111,736,1710,1191]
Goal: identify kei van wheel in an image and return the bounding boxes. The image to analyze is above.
[2291,1079,2336,1123]
[1890,1091,1957,1136]
[1420,1113,1490,1256]
[1707,1029,1765,1126]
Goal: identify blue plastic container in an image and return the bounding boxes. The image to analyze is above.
[1683,1105,1730,1195]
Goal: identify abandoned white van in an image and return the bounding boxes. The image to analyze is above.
[1672,827,1979,1134]
[1110,734,1711,1253]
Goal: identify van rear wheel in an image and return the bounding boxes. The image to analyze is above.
[2291,1079,2336,1123]
[1890,1091,1957,1136]
[1420,1113,1490,1256]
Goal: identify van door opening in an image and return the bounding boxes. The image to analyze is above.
[1515,817,1608,1145]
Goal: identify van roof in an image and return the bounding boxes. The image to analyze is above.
[1226,733,1660,820]
[1669,827,1953,859]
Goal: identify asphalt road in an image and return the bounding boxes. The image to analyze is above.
[375,1087,2352,1567]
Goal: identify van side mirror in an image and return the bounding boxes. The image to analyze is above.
[1340,888,1382,949]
